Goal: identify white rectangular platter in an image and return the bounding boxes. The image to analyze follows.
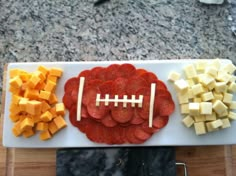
[3,59,236,148]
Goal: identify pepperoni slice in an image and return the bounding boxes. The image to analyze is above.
[81,105,89,118]
[82,86,100,106]
[155,95,175,116]
[130,110,145,125]
[110,126,123,144]
[64,77,79,93]
[140,72,158,86]
[126,76,148,95]
[135,87,150,96]
[111,77,128,95]
[99,80,113,95]
[137,96,150,120]
[126,126,145,144]
[111,105,134,123]
[63,93,73,109]
[86,121,105,143]
[71,89,78,104]
[141,121,160,134]
[134,128,152,141]
[153,116,169,129]
[101,114,118,127]
[136,68,147,76]
[69,105,80,127]
[86,79,103,89]
[155,80,167,90]
[117,63,136,78]
[87,99,109,120]
[90,67,104,80]
[105,64,120,81]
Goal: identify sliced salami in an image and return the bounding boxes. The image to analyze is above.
[153,116,169,129]
[87,99,109,120]
[101,113,118,128]
[126,76,148,95]
[111,105,134,123]
[117,63,136,78]
[134,128,152,141]
[64,77,79,93]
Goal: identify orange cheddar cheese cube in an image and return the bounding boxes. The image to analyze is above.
[48,93,58,105]
[34,70,46,82]
[44,80,56,92]
[47,75,58,83]
[12,94,21,105]
[40,130,51,140]
[12,122,23,137]
[22,128,35,138]
[54,116,67,129]
[49,107,57,118]
[41,101,51,113]
[39,90,51,100]
[9,69,23,78]
[24,89,39,99]
[19,98,29,112]
[55,103,65,116]
[10,103,21,115]
[35,82,46,90]
[49,68,63,77]
[27,74,41,88]
[20,117,34,131]
[9,76,23,88]
[26,100,42,115]
[40,111,53,122]
[9,114,21,122]
[48,121,58,135]
[9,85,21,95]
[32,115,41,123]
[36,122,49,131]
[19,72,31,82]
[37,65,49,77]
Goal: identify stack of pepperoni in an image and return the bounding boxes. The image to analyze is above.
[63,64,175,144]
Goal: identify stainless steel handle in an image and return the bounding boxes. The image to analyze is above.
[176,162,188,176]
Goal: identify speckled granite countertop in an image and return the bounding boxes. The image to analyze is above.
[0,0,236,97]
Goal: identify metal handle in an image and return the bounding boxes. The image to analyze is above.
[176,162,188,176]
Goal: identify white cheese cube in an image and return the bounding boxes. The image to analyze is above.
[180,103,189,114]
[193,97,202,103]
[189,102,200,115]
[222,92,233,104]
[228,82,236,93]
[168,71,181,82]
[201,92,214,102]
[194,122,206,135]
[213,92,223,101]
[182,115,194,128]
[222,63,236,74]
[210,119,223,128]
[188,88,194,99]
[214,82,227,93]
[221,118,231,129]
[195,60,208,72]
[209,58,221,70]
[228,111,236,120]
[229,75,236,83]
[205,66,218,77]
[174,79,188,93]
[186,79,195,87]
[199,74,214,87]
[207,80,216,90]
[217,110,228,118]
[229,101,236,109]
[194,115,206,122]
[206,122,219,132]
[177,92,189,104]
[216,72,231,84]
[200,102,212,115]
[184,64,197,79]
[213,100,228,115]
[205,112,217,121]
[192,83,205,96]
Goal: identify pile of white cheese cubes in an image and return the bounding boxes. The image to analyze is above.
[168,59,236,135]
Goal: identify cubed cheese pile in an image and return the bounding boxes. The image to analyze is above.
[9,66,67,140]
[168,59,236,135]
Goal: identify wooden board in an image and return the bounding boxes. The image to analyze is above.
[1,63,236,176]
